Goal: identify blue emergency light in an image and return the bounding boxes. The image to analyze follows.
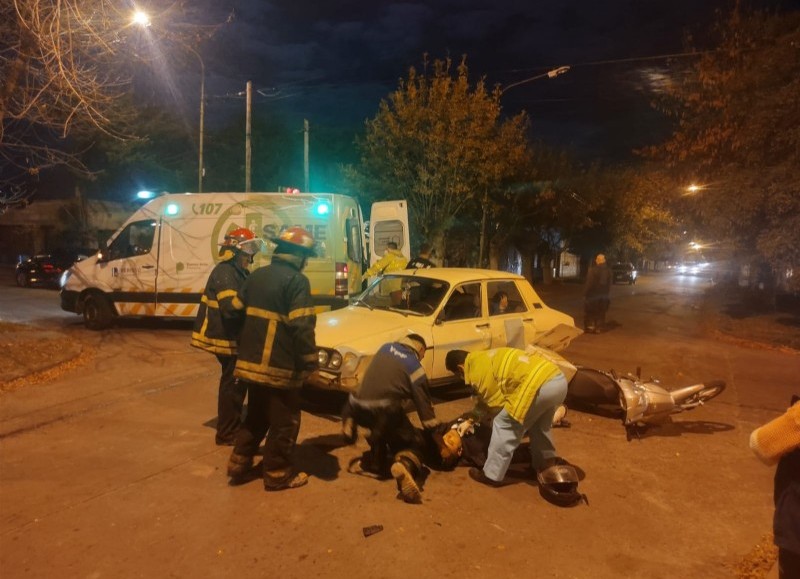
[315,201,330,216]
[165,203,179,216]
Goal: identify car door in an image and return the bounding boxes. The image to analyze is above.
[103,219,159,316]
[486,279,535,349]
[429,282,491,382]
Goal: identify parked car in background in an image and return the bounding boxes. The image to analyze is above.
[308,268,579,393]
[16,252,91,288]
[612,262,638,285]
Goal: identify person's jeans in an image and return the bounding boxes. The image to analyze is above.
[482,374,568,482]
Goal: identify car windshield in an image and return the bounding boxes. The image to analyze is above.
[352,274,450,316]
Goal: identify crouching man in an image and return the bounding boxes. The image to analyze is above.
[342,334,448,504]
[445,347,568,486]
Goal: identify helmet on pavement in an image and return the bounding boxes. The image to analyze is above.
[221,227,263,256]
[537,460,585,507]
[271,226,316,257]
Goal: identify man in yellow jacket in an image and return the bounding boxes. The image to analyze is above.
[445,347,569,486]
[362,241,407,281]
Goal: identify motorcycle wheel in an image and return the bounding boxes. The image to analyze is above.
[681,380,726,408]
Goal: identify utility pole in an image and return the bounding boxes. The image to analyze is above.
[245,81,252,193]
[303,119,310,192]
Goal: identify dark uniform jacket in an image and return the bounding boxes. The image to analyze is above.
[354,342,439,429]
[584,263,611,299]
[190,258,248,356]
[232,253,317,388]
[406,256,434,269]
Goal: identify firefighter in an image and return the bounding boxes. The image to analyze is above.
[226,227,318,491]
[191,227,262,446]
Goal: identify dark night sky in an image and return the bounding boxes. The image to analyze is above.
[175,0,785,162]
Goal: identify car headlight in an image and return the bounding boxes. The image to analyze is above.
[318,349,329,368]
[59,270,71,288]
[329,351,342,369]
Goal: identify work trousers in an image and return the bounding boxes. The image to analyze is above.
[234,383,302,487]
[482,373,569,482]
[215,354,247,444]
[345,399,424,477]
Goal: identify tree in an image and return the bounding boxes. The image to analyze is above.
[1,0,140,209]
[0,0,224,210]
[348,56,530,260]
[647,8,800,291]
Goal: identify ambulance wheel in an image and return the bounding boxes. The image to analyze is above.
[83,294,113,330]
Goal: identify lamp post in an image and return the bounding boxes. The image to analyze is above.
[185,45,205,193]
[132,11,205,193]
[477,66,571,267]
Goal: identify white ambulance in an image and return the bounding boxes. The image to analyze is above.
[60,192,409,329]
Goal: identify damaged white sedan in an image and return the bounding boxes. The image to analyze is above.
[307,268,579,393]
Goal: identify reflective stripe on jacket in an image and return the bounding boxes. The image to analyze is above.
[190,259,248,356]
[464,347,560,423]
[233,254,317,388]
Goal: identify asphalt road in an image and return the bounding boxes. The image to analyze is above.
[0,270,795,578]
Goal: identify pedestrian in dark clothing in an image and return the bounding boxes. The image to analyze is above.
[406,243,435,269]
[191,228,263,445]
[583,253,611,333]
[342,334,448,503]
[226,227,318,491]
[751,396,800,579]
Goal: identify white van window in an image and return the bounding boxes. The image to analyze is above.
[372,219,405,255]
[108,220,157,260]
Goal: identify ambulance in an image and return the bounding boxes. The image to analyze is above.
[60,192,409,329]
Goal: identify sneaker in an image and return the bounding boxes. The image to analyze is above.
[390,461,422,504]
[468,466,503,487]
[264,472,309,491]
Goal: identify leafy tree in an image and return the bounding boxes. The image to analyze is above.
[647,8,800,290]
[348,56,530,260]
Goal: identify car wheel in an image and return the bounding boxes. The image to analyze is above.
[16,272,29,287]
[83,294,114,330]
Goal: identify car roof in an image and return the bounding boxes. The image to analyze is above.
[388,267,528,285]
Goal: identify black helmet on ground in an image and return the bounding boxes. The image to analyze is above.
[536,460,587,507]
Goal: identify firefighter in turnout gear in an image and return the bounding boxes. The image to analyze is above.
[227,227,318,491]
[191,227,263,446]
[342,334,448,504]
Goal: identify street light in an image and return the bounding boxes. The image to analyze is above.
[501,65,570,95]
[132,11,205,193]
[477,65,571,267]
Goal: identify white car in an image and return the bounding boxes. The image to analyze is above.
[308,268,579,392]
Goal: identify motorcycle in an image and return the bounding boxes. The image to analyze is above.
[563,366,726,435]
[524,344,726,436]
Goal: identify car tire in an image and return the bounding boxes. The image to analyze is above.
[16,272,29,287]
[83,294,114,330]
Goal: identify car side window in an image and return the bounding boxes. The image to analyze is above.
[488,281,527,315]
[107,220,157,260]
[442,282,482,321]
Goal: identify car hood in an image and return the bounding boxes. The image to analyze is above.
[315,306,427,353]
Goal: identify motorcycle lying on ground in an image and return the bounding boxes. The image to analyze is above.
[525,344,727,438]
[561,366,726,437]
